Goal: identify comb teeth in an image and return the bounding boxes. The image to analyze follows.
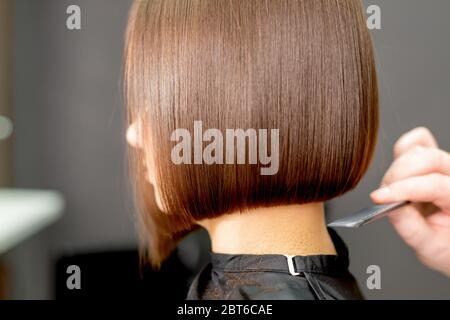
[327,202,409,228]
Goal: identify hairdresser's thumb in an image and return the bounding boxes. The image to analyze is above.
[371,187,392,203]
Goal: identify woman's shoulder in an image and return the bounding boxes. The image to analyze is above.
[187,261,363,300]
[187,230,363,300]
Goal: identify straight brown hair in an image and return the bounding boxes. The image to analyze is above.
[124,0,379,267]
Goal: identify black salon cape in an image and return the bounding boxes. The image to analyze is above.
[187,229,363,300]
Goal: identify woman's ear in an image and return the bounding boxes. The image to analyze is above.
[127,122,164,211]
[126,122,142,149]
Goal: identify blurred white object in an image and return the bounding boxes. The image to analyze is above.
[0,189,65,255]
[0,116,13,140]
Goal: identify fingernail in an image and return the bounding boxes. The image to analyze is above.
[371,187,392,199]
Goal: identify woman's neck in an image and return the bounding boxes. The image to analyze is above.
[198,203,337,256]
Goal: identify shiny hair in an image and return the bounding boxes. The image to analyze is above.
[124,0,379,267]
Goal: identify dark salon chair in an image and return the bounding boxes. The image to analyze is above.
[55,249,190,299]
[55,230,211,300]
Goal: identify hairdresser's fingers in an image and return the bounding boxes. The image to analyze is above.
[388,204,450,278]
[427,211,450,227]
[371,174,450,210]
[386,205,433,251]
[393,127,439,159]
[382,147,450,186]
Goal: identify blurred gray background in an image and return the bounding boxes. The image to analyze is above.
[2,0,450,299]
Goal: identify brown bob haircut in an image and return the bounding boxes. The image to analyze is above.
[124,0,379,267]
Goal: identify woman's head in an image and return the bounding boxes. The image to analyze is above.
[125,0,379,267]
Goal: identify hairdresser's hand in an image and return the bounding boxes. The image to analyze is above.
[371,127,450,278]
